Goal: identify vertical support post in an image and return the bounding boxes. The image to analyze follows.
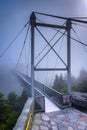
[66,19,72,95]
[30,12,36,97]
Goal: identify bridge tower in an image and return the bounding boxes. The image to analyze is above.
[30,12,72,97]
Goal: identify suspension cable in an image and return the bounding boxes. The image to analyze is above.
[35,27,67,67]
[27,29,31,75]
[35,12,87,24]
[35,17,66,86]
[16,24,30,68]
[50,34,65,83]
[36,17,46,23]
[35,22,66,60]
[71,17,87,19]
[35,28,66,67]
[35,27,62,60]
[57,29,87,47]
[72,27,87,52]
[0,21,29,58]
[72,22,87,28]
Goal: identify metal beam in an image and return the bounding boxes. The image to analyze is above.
[34,68,67,71]
[35,12,87,24]
[67,19,72,94]
[30,12,36,97]
[35,22,66,29]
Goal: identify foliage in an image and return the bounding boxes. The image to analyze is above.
[0,89,28,130]
[72,69,87,93]
[52,74,66,93]
[72,80,87,93]
[60,86,67,93]
[52,69,87,93]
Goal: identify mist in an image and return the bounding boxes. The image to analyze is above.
[0,0,87,96]
[0,65,23,97]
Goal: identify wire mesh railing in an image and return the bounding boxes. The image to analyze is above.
[14,71,71,109]
[34,88,45,112]
[35,84,71,108]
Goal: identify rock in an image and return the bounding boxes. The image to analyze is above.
[41,121,50,127]
[77,121,87,127]
[58,124,67,130]
[80,114,87,120]
[40,125,49,130]
[34,113,41,119]
[68,126,73,130]
[32,125,39,130]
[41,114,50,121]
[52,125,58,130]
[78,125,86,130]
[77,120,87,130]
[50,121,56,126]
[33,119,43,125]
[57,114,65,119]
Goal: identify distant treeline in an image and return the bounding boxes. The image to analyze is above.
[52,68,87,93]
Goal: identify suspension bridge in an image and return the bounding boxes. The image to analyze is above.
[0,12,87,130]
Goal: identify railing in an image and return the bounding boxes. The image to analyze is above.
[34,88,45,112]
[36,84,71,108]
[15,71,71,109]
[14,71,45,112]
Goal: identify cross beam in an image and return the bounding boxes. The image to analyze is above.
[35,22,66,29]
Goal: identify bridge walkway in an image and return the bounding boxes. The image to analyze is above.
[32,108,87,130]
[45,97,60,113]
[14,72,87,130]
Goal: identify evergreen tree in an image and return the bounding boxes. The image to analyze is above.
[52,74,66,92]
[0,89,28,130]
[72,69,87,93]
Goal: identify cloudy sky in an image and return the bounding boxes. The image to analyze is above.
[0,0,87,85]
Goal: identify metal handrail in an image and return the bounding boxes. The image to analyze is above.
[15,72,71,109]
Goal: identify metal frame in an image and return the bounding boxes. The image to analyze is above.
[67,20,72,94]
[30,13,35,97]
[30,12,72,97]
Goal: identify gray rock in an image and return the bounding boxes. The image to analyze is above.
[50,121,56,126]
[40,125,49,130]
[33,119,43,125]
[32,125,39,130]
[41,114,50,121]
[52,125,58,130]
[68,126,74,130]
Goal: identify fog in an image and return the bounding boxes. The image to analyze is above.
[0,66,23,97]
[0,0,87,95]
